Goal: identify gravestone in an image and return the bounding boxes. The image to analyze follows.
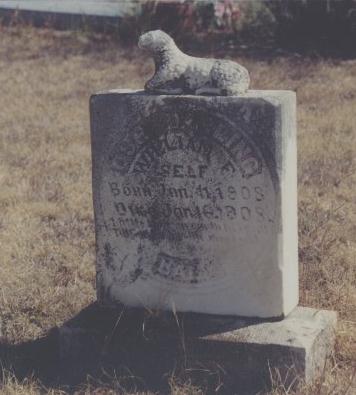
[90,90,298,318]
[77,32,337,390]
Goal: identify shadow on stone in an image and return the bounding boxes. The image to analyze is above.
[0,302,284,393]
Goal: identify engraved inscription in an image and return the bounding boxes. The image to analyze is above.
[99,107,277,287]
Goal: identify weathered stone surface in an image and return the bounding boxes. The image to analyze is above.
[90,90,298,318]
[58,305,337,392]
[138,30,250,95]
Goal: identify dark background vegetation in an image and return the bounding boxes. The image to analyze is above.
[123,0,356,57]
[1,0,356,57]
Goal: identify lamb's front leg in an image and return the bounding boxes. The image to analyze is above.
[145,69,183,95]
[145,70,168,92]
[144,75,163,92]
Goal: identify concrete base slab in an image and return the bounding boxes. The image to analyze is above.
[203,306,337,386]
[58,304,336,393]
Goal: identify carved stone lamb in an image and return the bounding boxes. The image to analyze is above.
[138,30,250,96]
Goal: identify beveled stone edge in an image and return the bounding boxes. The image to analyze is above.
[203,307,337,347]
[91,88,296,99]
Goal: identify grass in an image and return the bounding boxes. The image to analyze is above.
[0,25,355,394]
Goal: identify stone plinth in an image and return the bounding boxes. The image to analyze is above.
[201,307,337,385]
[58,304,337,393]
[90,90,298,318]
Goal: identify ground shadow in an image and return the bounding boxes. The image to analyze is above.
[0,303,283,394]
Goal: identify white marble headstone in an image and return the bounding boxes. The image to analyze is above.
[90,90,298,318]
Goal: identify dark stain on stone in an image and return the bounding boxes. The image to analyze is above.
[153,75,195,94]
[104,242,115,271]
[130,267,143,283]
[152,252,201,284]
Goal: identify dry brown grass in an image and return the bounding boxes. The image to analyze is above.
[0,26,355,394]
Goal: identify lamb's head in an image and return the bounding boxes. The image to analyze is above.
[138,30,173,53]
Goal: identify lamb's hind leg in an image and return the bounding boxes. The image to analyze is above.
[209,61,250,96]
